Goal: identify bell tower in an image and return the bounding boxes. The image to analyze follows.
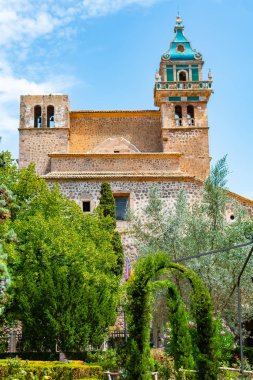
[154,15,213,181]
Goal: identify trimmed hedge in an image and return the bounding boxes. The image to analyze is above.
[0,359,103,379]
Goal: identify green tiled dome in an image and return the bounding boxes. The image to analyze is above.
[162,16,202,61]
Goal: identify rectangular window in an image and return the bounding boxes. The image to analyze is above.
[166,65,174,82]
[192,65,199,81]
[187,96,199,101]
[82,201,91,212]
[114,196,129,221]
[168,97,181,102]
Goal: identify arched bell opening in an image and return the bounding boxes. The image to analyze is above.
[47,105,55,128]
[178,70,187,82]
[34,105,42,128]
[175,105,183,127]
[187,105,195,126]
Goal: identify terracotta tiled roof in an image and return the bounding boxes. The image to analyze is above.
[42,171,202,183]
[70,110,160,114]
[227,190,253,206]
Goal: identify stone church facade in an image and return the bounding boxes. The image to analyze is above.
[18,16,253,262]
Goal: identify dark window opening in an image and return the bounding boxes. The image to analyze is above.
[176,44,185,53]
[175,105,182,126]
[34,105,42,128]
[114,150,120,153]
[114,196,129,221]
[179,71,187,81]
[47,105,55,128]
[82,201,91,212]
[187,105,195,126]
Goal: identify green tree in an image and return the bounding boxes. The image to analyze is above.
[0,155,19,314]
[111,231,124,277]
[0,155,122,352]
[98,182,124,278]
[0,151,19,191]
[165,282,195,371]
[0,152,5,168]
[98,183,116,225]
[131,157,253,329]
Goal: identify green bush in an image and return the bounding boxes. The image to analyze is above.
[86,350,123,372]
[219,369,250,380]
[0,359,103,380]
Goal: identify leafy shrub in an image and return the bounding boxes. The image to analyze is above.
[151,349,173,380]
[0,359,103,380]
[215,318,235,363]
[219,368,253,379]
[86,350,121,371]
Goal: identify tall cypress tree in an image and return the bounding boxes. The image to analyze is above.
[111,231,124,277]
[99,183,116,221]
[99,183,124,277]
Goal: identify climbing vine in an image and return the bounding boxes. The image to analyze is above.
[125,252,219,380]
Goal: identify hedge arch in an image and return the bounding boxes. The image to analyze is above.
[125,252,218,380]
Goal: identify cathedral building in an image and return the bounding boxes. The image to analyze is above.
[18,16,253,262]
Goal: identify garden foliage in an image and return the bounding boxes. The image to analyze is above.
[126,253,219,380]
[98,183,124,278]
[98,183,116,227]
[0,358,102,379]
[160,281,195,371]
[130,156,253,326]
[0,152,123,352]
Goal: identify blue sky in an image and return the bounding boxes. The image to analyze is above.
[0,0,252,199]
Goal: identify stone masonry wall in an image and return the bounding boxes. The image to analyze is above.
[19,95,70,175]
[47,179,203,263]
[163,128,210,180]
[161,101,208,129]
[46,178,253,264]
[50,154,181,174]
[160,101,210,180]
[69,112,162,153]
[19,129,69,175]
[20,95,70,129]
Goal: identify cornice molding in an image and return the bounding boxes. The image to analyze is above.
[48,152,182,159]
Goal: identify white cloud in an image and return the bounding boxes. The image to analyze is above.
[81,0,158,17]
[0,0,159,46]
[0,76,57,104]
[0,0,159,154]
[0,67,75,147]
[0,4,67,46]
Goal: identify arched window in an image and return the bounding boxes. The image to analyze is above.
[47,105,54,128]
[179,71,187,81]
[34,105,42,128]
[187,105,195,126]
[175,105,182,127]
